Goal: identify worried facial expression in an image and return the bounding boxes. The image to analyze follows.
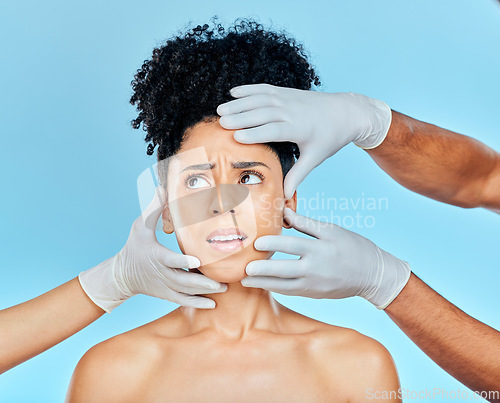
[161,118,297,284]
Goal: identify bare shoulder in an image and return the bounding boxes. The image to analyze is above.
[308,325,401,402]
[65,328,165,403]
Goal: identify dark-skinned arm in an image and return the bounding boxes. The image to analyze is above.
[366,111,500,211]
[385,273,500,399]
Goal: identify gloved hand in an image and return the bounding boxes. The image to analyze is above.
[78,186,227,313]
[241,208,411,310]
[217,84,392,199]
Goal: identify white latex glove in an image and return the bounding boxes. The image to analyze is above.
[217,84,392,199]
[78,187,227,313]
[241,208,411,310]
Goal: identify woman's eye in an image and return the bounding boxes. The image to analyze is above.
[240,173,262,185]
[186,176,210,189]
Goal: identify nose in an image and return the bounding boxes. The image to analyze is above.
[167,184,250,228]
[212,207,235,214]
[209,184,244,216]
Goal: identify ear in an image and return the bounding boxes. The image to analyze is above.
[283,190,297,229]
[161,199,175,234]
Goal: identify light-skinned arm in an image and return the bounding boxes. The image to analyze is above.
[0,187,227,374]
[0,277,104,374]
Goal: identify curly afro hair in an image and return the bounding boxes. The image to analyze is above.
[129,16,321,179]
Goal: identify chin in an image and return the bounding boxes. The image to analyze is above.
[195,259,245,283]
[201,270,245,284]
[182,247,274,284]
[194,250,272,284]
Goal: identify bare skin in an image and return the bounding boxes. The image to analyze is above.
[6,104,499,397]
[66,294,400,402]
[66,120,401,402]
[367,110,500,211]
[0,277,105,374]
[368,111,500,398]
[385,273,500,397]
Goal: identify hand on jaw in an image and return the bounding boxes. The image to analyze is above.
[79,186,228,313]
[241,207,411,309]
[82,84,406,311]
[217,83,410,308]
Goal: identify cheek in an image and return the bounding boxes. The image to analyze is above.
[251,191,285,236]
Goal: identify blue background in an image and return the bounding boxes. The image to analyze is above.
[1,0,499,401]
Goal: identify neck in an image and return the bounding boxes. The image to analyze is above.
[178,281,287,341]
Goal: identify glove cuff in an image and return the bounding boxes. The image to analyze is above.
[369,246,411,310]
[78,255,128,313]
[353,97,392,150]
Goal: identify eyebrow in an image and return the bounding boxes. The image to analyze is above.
[180,161,270,173]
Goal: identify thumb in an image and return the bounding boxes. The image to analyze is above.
[157,246,201,269]
[283,208,328,239]
[283,154,317,200]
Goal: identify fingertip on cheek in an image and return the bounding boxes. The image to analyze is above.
[253,239,264,250]
[245,263,254,276]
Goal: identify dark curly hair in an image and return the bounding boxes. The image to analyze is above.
[129,16,321,179]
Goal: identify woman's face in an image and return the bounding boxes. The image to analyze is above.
[161,118,296,284]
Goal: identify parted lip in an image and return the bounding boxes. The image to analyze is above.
[206,227,248,242]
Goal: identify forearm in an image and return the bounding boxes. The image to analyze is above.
[385,272,500,397]
[366,111,500,211]
[0,277,105,374]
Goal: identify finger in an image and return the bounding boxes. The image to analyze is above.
[283,208,330,239]
[178,296,216,309]
[217,93,278,116]
[219,107,284,130]
[253,235,314,256]
[245,259,307,278]
[233,122,289,144]
[240,276,305,296]
[229,83,279,98]
[164,289,217,309]
[164,267,228,294]
[155,248,229,292]
[177,295,216,309]
[157,247,201,269]
[149,276,224,298]
[283,154,318,200]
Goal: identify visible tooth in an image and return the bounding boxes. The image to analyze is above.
[209,234,244,242]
